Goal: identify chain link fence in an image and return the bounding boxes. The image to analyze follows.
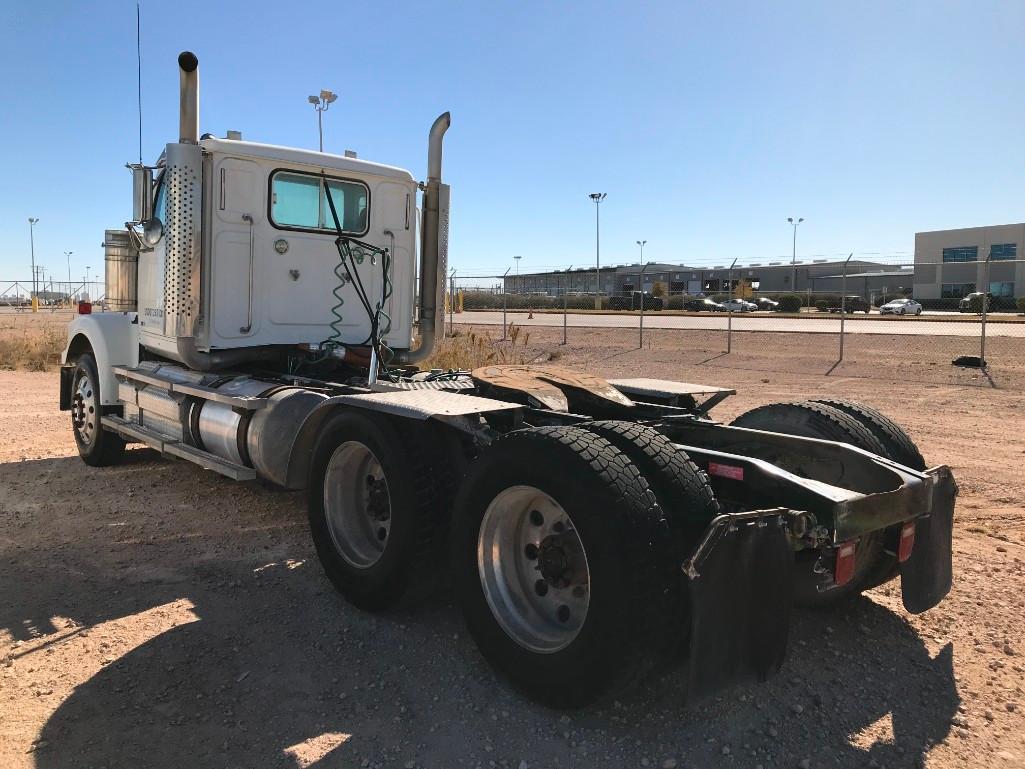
[450,259,1025,381]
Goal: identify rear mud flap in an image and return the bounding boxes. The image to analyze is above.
[682,510,794,700]
[900,466,956,614]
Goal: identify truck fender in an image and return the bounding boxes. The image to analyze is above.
[282,390,521,490]
[62,313,141,406]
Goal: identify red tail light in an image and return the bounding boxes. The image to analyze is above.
[834,542,857,586]
[77,301,92,315]
[898,521,915,563]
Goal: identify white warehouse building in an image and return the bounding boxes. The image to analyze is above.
[914,223,1024,301]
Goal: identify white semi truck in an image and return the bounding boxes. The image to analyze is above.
[61,52,956,708]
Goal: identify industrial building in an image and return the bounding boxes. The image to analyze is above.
[913,224,1024,301]
[503,259,909,299]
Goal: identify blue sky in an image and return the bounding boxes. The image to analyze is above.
[2,0,1023,286]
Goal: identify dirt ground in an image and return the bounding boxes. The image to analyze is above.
[1,325,1023,769]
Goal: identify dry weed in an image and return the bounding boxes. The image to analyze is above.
[0,326,65,371]
[421,323,533,371]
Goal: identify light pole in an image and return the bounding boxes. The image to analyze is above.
[307,90,338,152]
[64,251,73,299]
[513,255,522,293]
[28,218,39,301]
[85,266,91,298]
[787,216,804,292]
[589,193,606,309]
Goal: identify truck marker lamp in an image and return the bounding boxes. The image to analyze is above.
[708,462,744,482]
[898,521,915,563]
[834,542,857,586]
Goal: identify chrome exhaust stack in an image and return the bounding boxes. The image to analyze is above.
[178,51,199,144]
[393,111,450,365]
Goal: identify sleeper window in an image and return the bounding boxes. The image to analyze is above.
[270,171,369,235]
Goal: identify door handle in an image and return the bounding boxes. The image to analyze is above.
[240,214,254,334]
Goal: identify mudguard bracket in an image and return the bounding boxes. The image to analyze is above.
[683,509,795,701]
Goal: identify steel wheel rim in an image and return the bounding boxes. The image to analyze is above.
[323,441,392,569]
[477,485,590,654]
[71,372,97,446]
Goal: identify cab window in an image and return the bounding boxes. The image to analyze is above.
[269,170,369,235]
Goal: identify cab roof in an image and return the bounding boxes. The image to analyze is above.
[199,136,415,182]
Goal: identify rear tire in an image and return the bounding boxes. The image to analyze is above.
[578,421,719,551]
[808,399,927,588]
[451,425,675,708]
[307,410,448,611]
[71,353,125,467]
[730,401,888,607]
[808,399,925,470]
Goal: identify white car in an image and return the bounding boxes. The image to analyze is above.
[720,299,757,312]
[880,298,922,316]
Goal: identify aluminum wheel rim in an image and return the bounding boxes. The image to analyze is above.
[478,485,590,654]
[323,441,392,569]
[71,372,97,446]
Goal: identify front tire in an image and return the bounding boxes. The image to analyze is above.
[71,353,125,467]
[452,426,675,708]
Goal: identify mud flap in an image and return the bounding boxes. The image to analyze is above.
[682,509,795,700]
[900,466,956,614]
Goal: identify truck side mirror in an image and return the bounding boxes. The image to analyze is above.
[131,165,154,223]
[141,217,163,247]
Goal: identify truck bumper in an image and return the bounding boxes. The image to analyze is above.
[679,466,956,698]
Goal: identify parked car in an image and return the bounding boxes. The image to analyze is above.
[879,298,923,316]
[957,292,1005,313]
[608,291,664,311]
[755,297,779,311]
[684,298,725,312]
[825,296,871,314]
[720,298,758,312]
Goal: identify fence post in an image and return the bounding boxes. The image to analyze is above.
[639,263,650,348]
[838,253,852,362]
[501,267,510,340]
[449,269,456,337]
[726,258,737,353]
[980,253,992,366]
[562,265,572,345]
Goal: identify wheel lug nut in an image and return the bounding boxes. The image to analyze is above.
[529,510,544,526]
[552,521,565,533]
[524,543,538,560]
[534,579,549,597]
[556,605,570,623]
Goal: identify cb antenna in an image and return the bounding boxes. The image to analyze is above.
[136,2,142,165]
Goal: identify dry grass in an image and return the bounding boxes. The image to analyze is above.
[0,326,65,371]
[421,323,534,371]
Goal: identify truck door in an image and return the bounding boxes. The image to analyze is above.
[211,157,262,340]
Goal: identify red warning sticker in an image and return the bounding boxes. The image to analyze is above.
[708,462,744,481]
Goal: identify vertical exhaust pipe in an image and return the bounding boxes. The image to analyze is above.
[178,51,199,144]
[393,112,450,365]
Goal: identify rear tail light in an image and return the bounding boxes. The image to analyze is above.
[834,542,857,586]
[77,301,92,315]
[898,521,915,563]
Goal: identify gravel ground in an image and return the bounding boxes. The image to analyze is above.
[1,325,1024,769]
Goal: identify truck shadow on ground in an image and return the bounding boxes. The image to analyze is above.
[1,454,959,769]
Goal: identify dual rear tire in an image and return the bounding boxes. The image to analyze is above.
[309,419,717,708]
[730,399,926,606]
